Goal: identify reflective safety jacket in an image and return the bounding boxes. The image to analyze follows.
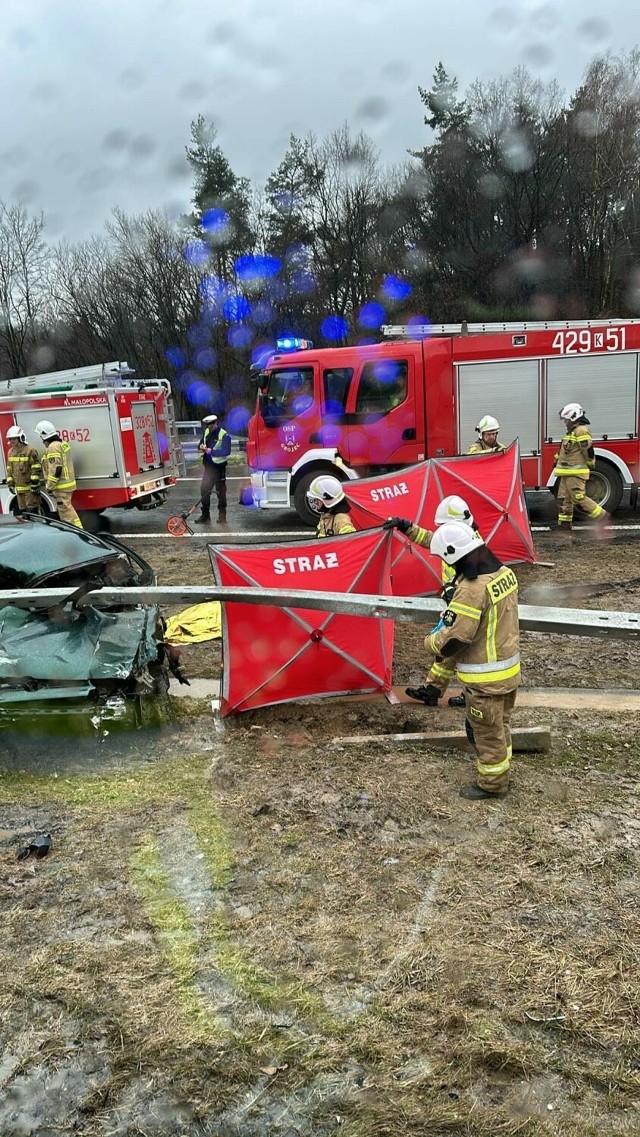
[426,565,521,694]
[7,442,41,493]
[553,423,595,479]
[201,425,231,466]
[467,440,506,455]
[42,439,76,492]
[316,510,356,537]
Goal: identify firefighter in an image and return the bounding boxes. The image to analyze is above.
[384,495,478,708]
[5,425,42,514]
[427,521,521,799]
[194,414,231,525]
[35,420,82,528]
[468,415,506,455]
[306,475,356,537]
[554,403,608,531]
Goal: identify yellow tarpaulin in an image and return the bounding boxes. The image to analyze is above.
[164,602,222,644]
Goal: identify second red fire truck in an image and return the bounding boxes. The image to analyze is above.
[246,319,640,523]
[0,361,184,530]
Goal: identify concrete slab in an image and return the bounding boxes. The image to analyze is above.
[345,687,640,711]
[331,727,552,752]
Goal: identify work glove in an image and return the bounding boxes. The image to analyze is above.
[553,452,560,462]
[382,517,411,534]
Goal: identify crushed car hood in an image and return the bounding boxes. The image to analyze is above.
[0,604,161,688]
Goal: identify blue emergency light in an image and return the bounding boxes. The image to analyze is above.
[276,337,313,352]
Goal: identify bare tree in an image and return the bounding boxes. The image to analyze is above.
[0,201,50,377]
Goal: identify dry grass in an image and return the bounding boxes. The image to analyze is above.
[1,529,640,1134]
[1,727,639,1135]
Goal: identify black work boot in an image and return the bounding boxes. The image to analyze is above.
[459,783,507,801]
[194,515,210,525]
[217,510,228,525]
[448,693,466,708]
[405,683,441,706]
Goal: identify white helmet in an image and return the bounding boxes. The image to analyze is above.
[6,425,26,444]
[306,474,345,511]
[434,494,474,528]
[35,419,58,441]
[202,414,218,424]
[476,414,500,435]
[430,521,485,566]
[559,402,584,423]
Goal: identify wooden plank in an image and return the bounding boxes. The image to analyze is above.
[331,727,552,752]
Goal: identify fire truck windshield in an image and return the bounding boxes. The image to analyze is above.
[260,367,314,426]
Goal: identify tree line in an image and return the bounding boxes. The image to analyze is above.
[1,50,639,421]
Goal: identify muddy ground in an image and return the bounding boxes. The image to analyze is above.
[1,527,639,1136]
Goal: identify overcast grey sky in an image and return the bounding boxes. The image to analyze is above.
[2,0,639,242]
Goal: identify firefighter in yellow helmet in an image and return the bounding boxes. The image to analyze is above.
[468,414,506,454]
[384,495,479,708]
[427,521,521,799]
[5,425,42,514]
[35,420,83,528]
[554,403,609,531]
[306,475,356,537]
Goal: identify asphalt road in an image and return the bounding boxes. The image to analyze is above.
[104,464,640,541]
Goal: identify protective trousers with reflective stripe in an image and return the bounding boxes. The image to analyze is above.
[54,491,83,528]
[16,491,41,513]
[465,688,517,793]
[556,474,605,523]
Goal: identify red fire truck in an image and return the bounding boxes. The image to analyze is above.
[0,361,184,530]
[246,319,640,524]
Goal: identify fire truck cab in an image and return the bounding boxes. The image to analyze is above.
[246,321,640,524]
[0,361,184,530]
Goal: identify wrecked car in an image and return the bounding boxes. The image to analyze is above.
[0,514,177,702]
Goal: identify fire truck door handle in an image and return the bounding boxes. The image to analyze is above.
[402,428,416,441]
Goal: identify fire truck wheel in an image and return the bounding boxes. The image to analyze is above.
[293,468,344,526]
[589,460,624,513]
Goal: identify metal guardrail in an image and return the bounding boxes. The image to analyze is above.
[177,423,245,459]
[0,585,639,640]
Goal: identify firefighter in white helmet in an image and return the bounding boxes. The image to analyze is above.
[468,415,506,454]
[384,496,479,708]
[427,521,521,799]
[35,420,83,528]
[554,403,608,530]
[306,475,356,537]
[5,425,42,514]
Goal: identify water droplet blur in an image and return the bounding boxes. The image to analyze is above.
[478,172,505,200]
[574,110,599,137]
[355,98,387,125]
[119,68,144,91]
[102,130,129,155]
[129,134,156,160]
[12,180,37,204]
[501,129,534,173]
[522,43,555,73]
[577,17,610,46]
[32,81,57,104]
[487,5,519,36]
[2,146,28,171]
[179,80,207,102]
